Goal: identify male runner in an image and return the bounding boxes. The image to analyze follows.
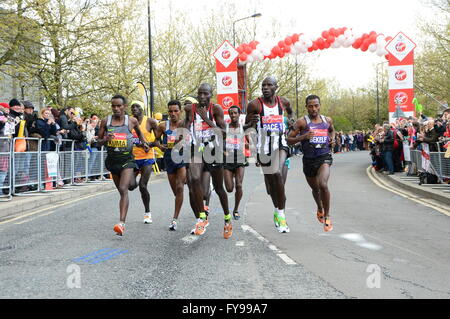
[130,101,158,224]
[245,76,294,233]
[97,95,150,236]
[154,100,186,231]
[287,95,335,232]
[224,105,249,220]
[184,83,232,238]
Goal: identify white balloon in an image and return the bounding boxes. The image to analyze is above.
[369,43,377,53]
[332,41,340,49]
[376,35,385,44]
[344,37,355,46]
[246,55,254,63]
[300,46,308,54]
[376,49,385,56]
[305,39,313,48]
[337,34,346,44]
[344,29,353,37]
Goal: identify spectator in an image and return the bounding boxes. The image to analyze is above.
[381,123,395,175]
[416,119,439,152]
[35,108,58,152]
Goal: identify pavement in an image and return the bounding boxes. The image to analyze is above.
[375,170,450,206]
[0,172,167,223]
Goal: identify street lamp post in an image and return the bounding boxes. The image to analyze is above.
[232,13,262,47]
[147,0,155,118]
[376,61,388,124]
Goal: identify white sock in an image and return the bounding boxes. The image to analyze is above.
[277,209,285,218]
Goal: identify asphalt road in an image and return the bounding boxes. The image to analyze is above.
[0,150,449,299]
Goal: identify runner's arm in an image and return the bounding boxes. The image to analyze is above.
[287,118,313,145]
[96,119,112,146]
[327,117,336,148]
[153,122,166,151]
[281,97,295,127]
[244,100,260,130]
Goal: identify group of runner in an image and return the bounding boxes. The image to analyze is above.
[96,76,335,238]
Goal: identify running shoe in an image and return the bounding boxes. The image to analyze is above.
[233,211,240,220]
[190,217,209,234]
[277,215,290,233]
[223,222,233,239]
[316,211,325,224]
[143,213,153,224]
[273,210,280,228]
[324,217,333,232]
[169,219,177,231]
[194,218,208,236]
[113,223,125,236]
[204,205,210,214]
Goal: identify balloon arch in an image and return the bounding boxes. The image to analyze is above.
[235,27,393,63]
[214,27,416,123]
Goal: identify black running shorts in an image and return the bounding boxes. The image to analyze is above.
[302,153,333,177]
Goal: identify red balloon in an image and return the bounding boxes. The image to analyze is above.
[352,38,362,49]
[317,42,325,50]
[362,39,370,47]
[279,51,285,58]
[369,31,377,36]
[385,36,393,42]
[278,40,286,49]
[272,46,281,56]
[361,43,369,52]
[285,36,292,46]
[268,53,276,59]
[317,38,325,45]
[239,53,248,61]
[236,46,244,54]
[322,31,329,39]
[385,54,390,60]
[283,45,291,53]
[308,47,314,52]
[369,34,377,43]
[324,41,331,49]
[327,36,335,43]
[244,45,253,54]
[312,43,319,51]
[249,41,257,49]
[361,33,369,40]
[292,33,299,42]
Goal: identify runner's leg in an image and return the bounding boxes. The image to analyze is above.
[233,166,245,214]
[316,164,331,217]
[138,165,152,213]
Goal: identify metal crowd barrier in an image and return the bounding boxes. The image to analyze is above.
[0,137,111,201]
[410,142,450,181]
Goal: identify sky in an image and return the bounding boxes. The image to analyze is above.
[149,0,436,89]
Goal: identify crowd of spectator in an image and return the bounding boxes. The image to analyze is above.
[332,131,369,153]
[367,110,450,178]
[0,99,102,191]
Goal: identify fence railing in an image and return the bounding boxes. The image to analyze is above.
[410,142,450,181]
[0,137,111,201]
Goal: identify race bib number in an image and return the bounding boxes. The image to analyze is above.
[107,133,127,148]
[195,122,213,139]
[262,115,283,132]
[310,128,329,145]
[225,137,242,150]
[131,131,140,145]
[167,134,177,149]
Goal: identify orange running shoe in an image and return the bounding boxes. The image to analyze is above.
[317,211,325,224]
[324,217,333,232]
[194,219,207,236]
[223,222,233,239]
[113,223,125,236]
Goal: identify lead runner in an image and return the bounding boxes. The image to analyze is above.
[287,94,335,232]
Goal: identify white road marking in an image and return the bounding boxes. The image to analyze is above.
[15,211,56,225]
[181,235,199,244]
[235,241,245,247]
[277,254,297,265]
[242,224,297,265]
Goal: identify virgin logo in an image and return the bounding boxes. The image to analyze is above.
[394,92,408,105]
[395,70,407,81]
[395,42,406,52]
[223,96,234,108]
[222,76,232,86]
[222,50,231,59]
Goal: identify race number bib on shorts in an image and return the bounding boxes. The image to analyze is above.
[195,122,213,139]
[262,115,283,133]
[107,133,128,148]
[309,128,329,146]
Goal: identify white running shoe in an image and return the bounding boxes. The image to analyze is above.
[169,219,177,231]
[143,213,153,224]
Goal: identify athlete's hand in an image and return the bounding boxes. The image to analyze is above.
[304,130,315,140]
[249,114,260,125]
[106,132,114,141]
[143,143,150,153]
[288,118,295,129]
[159,144,168,152]
[196,107,208,122]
